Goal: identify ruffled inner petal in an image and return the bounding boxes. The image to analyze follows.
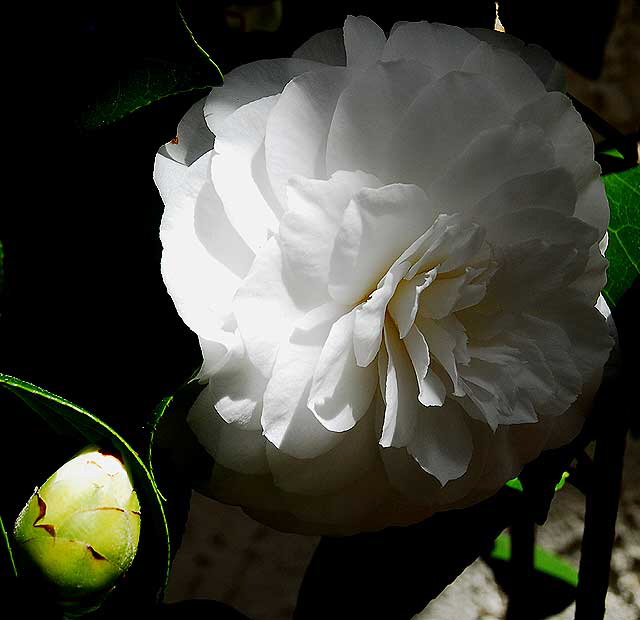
[353,261,411,367]
[328,183,436,304]
[308,310,379,432]
[379,317,420,448]
[403,325,446,407]
[261,302,348,459]
[388,268,438,338]
[279,171,381,307]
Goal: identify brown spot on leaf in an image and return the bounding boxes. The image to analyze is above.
[33,492,56,537]
[87,545,106,560]
[170,135,179,144]
[131,510,141,517]
[94,506,125,512]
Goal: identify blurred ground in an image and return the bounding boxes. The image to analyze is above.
[165,1,639,618]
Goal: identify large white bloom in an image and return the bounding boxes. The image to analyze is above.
[154,16,613,535]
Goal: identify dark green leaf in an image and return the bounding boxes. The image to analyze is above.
[1,514,17,578]
[604,166,640,307]
[79,58,219,130]
[0,374,170,607]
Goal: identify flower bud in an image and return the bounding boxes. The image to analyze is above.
[13,445,141,615]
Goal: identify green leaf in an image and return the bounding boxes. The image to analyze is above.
[1,514,17,578]
[604,165,640,307]
[0,374,170,607]
[505,470,569,494]
[177,1,223,75]
[491,533,578,587]
[80,58,218,130]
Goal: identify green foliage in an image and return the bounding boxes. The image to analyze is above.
[0,374,170,607]
[492,533,579,587]
[80,59,217,130]
[604,166,640,307]
[0,514,17,577]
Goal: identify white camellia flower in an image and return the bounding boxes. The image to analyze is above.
[154,16,613,535]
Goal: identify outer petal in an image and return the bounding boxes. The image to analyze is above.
[211,96,282,253]
[265,66,352,206]
[188,384,269,475]
[382,21,481,76]
[159,96,213,166]
[407,398,473,485]
[386,71,511,188]
[343,15,387,67]
[293,27,346,66]
[515,92,608,236]
[204,58,325,134]
[157,152,244,341]
[428,123,555,214]
[232,236,306,378]
[326,59,433,179]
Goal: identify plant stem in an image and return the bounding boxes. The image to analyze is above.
[505,513,536,620]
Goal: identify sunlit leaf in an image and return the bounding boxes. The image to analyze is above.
[604,166,640,307]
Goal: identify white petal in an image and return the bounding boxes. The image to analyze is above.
[157,152,243,341]
[404,325,446,407]
[160,96,213,166]
[461,43,546,110]
[388,268,438,338]
[379,317,419,448]
[407,398,473,485]
[417,316,468,397]
[308,310,379,432]
[232,236,305,378]
[428,123,555,214]
[188,384,269,475]
[326,59,433,179]
[468,167,576,221]
[382,21,481,76]
[329,183,436,304]
[265,401,378,495]
[204,58,325,134]
[353,261,411,367]
[279,171,381,307]
[212,96,282,253]
[261,303,347,458]
[515,92,608,236]
[386,71,511,188]
[293,27,346,65]
[265,66,352,206]
[343,15,387,67]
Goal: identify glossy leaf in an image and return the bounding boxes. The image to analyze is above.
[80,59,217,130]
[604,166,640,307]
[1,514,17,577]
[0,374,170,607]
